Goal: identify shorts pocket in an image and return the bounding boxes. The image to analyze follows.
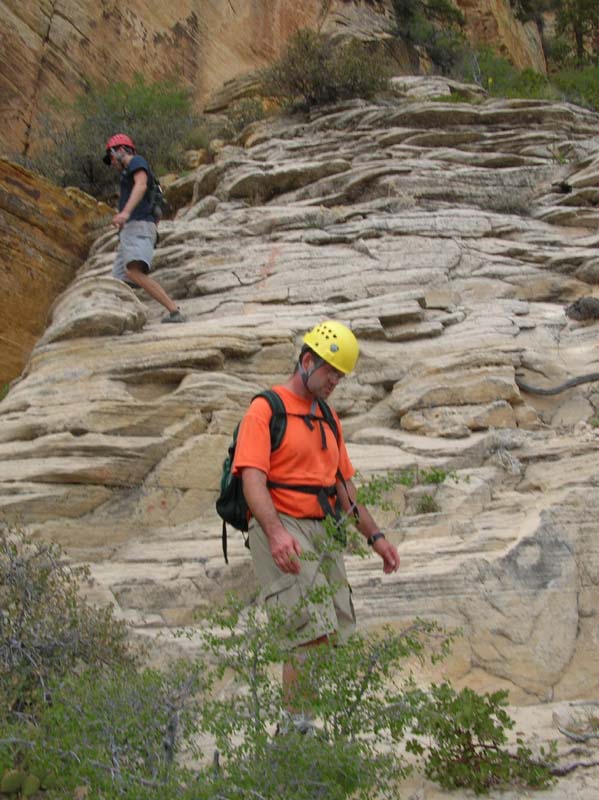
[263,574,310,636]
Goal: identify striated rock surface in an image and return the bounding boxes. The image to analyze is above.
[0,158,111,385]
[1,0,545,156]
[3,78,599,694]
[2,82,599,800]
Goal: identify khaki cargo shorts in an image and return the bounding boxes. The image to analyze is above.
[248,514,356,649]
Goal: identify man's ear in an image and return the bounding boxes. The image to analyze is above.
[301,350,314,372]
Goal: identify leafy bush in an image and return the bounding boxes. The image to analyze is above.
[222,97,268,138]
[407,684,557,792]
[0,525,134,713]
[25,74,205,198]
[0,523,556,798]
[461,49,556,100]
[260,30,391,110]
[552,64,599,111]
[391,0,468,73]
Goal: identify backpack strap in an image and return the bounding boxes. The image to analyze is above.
[264,395,358,535]
[254,389,287,451]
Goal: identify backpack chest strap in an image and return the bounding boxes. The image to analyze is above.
[266,480,339,520]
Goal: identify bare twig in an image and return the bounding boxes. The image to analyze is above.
[557,724,599,743]
[550,759,599,776]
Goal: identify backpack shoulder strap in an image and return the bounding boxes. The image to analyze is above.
[316,397,339,441]
[252,389,287,452]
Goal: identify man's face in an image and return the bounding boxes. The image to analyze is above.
[108,147,125,170]
[304,354,345,399]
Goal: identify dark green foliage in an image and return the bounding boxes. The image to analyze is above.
[260,30,391,110]
[553,0,599,65]
[0,526,134,714]
[391,0,467,73]
[552,64,599,110]
[406,684,557,793]
[461,48,599,111]
[25,74,202,199]
[509,0,553,25]
[222,97,268,138]
[415,492,441,514]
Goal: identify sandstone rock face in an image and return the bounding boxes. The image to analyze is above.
[456,0,546,71]
[2,81,599,770]
[1,0,545,156]
[0,158,111,384]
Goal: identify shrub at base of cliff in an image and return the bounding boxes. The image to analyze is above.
[24,74,206,199]
[391,0,468,74]
[0,524,135,714]
[260,30,392,111]
[552,65,599,112]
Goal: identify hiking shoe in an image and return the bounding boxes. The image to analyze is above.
[162,308,186,324]
[275,711,316,737]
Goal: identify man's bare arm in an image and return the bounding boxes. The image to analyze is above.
[336,477,400,574]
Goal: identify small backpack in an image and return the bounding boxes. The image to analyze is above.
[146,169,167,221]
[216,389,340,563]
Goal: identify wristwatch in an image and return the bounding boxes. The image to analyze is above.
[366,531,385,547]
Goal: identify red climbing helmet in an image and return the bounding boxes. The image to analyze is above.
[103,133,136,164]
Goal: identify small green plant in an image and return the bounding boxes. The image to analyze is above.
[465,49,557,100]
[0,383,8,401]
[260,29,391,110]
[415,492,441,514]
[419,466,457,485]
[222,97,268,138]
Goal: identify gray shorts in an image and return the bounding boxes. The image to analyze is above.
[112,220,157,284]
[248,514,356,650]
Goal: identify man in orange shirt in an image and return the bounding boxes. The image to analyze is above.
[233,320,400,732]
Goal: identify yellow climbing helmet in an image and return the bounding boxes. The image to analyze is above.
[303,320,359,374]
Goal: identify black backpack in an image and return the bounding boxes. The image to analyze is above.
[146,168,167,221]
[216,389,340,563]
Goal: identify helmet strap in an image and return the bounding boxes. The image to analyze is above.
[298,352,324,390]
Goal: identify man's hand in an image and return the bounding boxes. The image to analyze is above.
[268,527,302,575]
[112,210,130,229]
[373,537,400,574]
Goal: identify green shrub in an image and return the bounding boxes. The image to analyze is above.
[463,49,557,100]
[391,0,468,73]
[415,492,441,514]
[24,74,206,198]
[261,30,391,110]
[0,523,557,799]
[0,525,135,714]
[406,683,557,792]
[222,97,268,138]
[552,64,599,111]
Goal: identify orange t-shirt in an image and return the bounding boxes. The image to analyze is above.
[232,385,354,519]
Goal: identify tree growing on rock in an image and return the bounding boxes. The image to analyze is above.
[552,0,599,64]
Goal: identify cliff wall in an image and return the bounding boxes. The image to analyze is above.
[0,0,545,157]
[0,159,110,385]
